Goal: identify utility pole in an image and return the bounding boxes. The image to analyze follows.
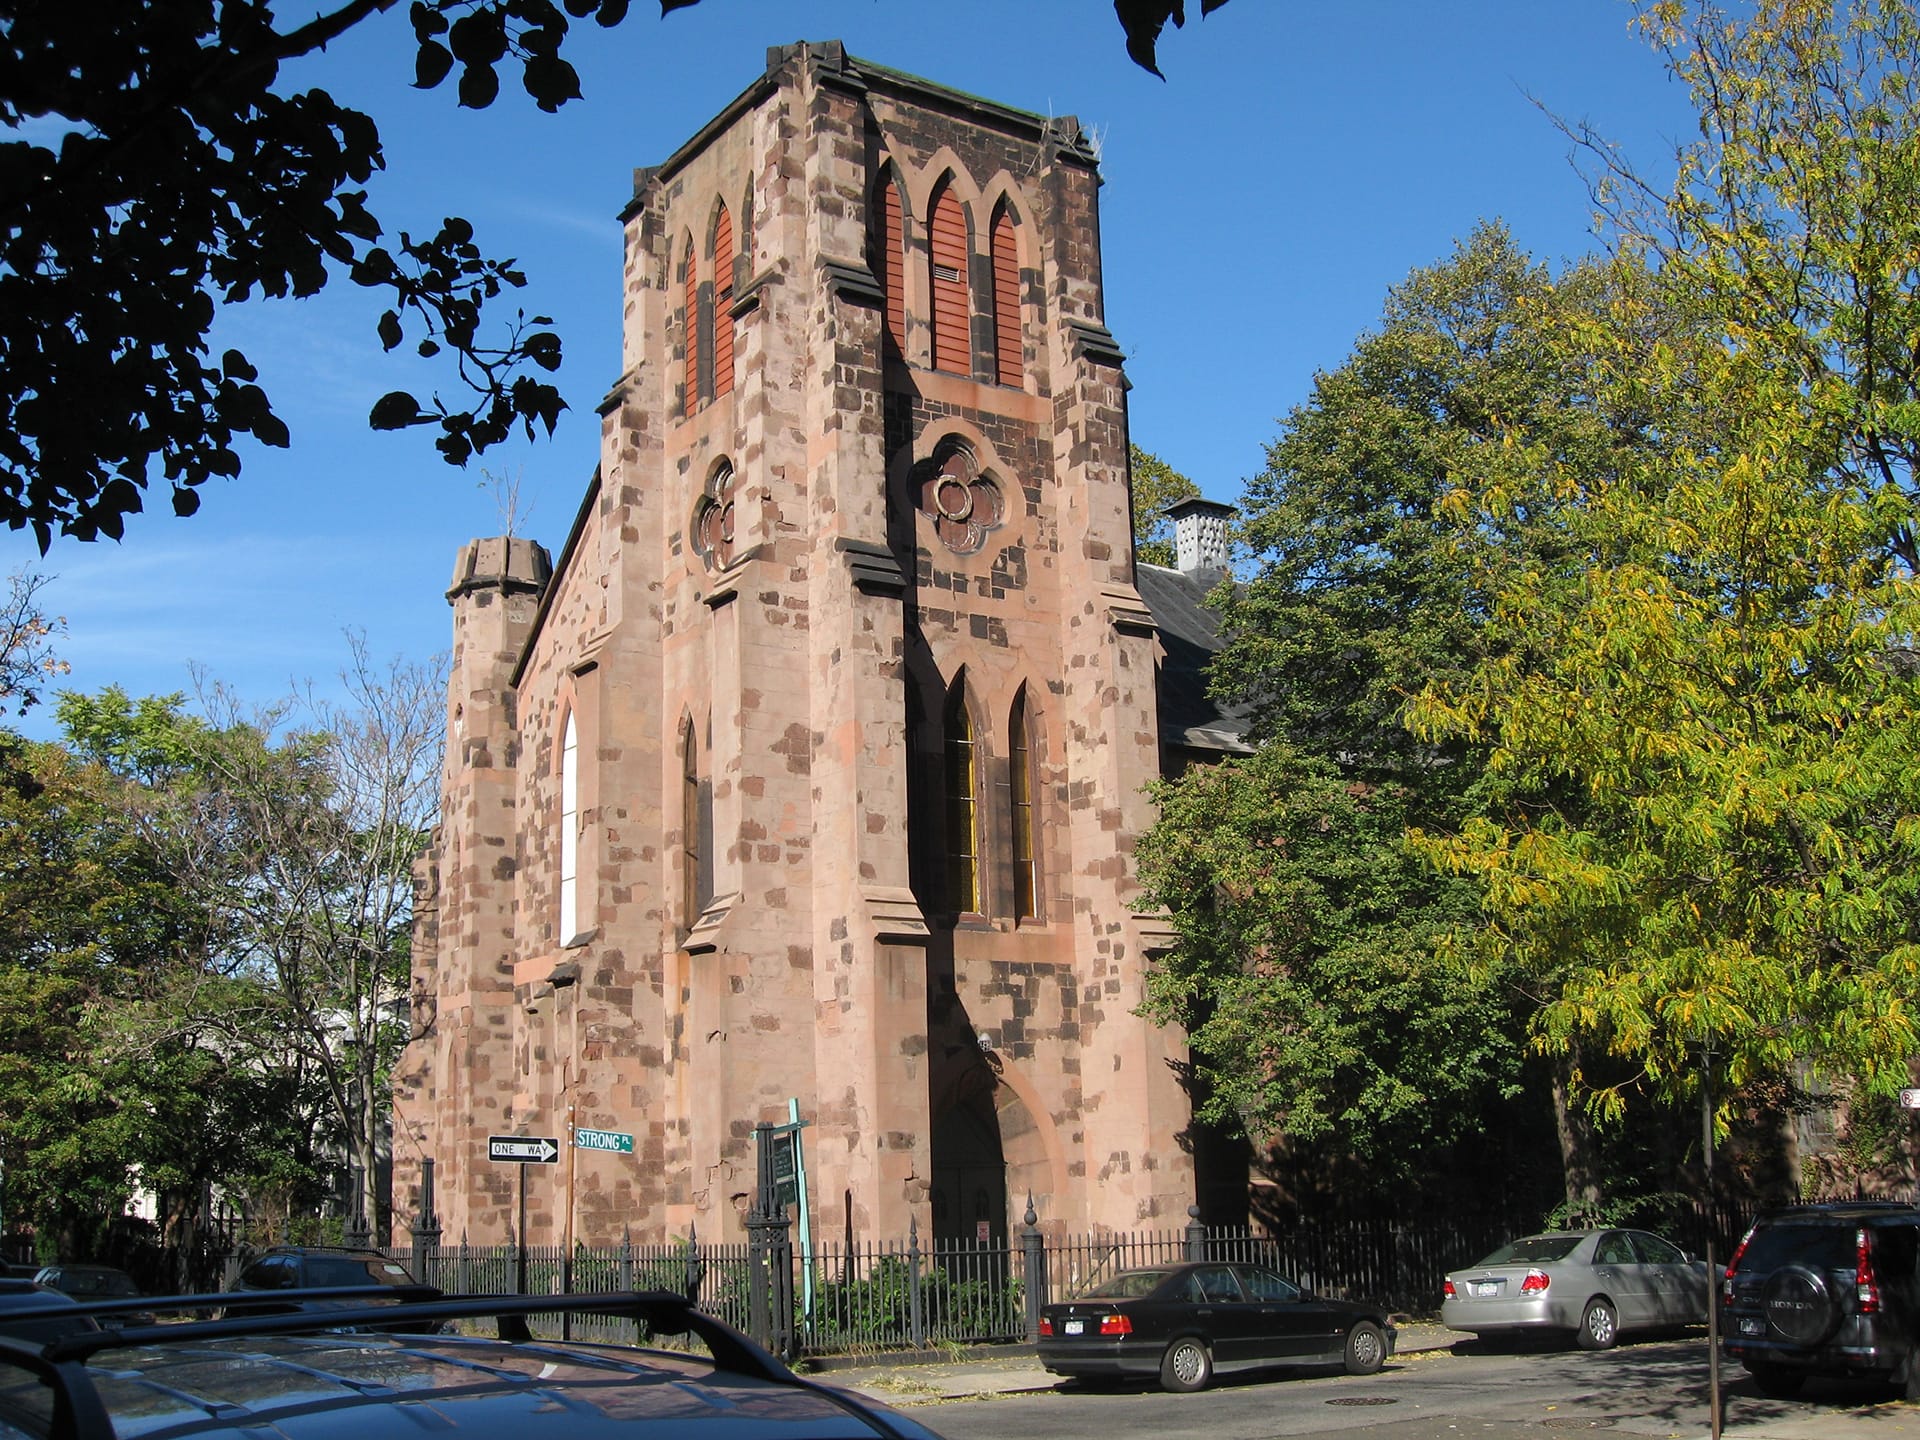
[1703,1042,1721,1440]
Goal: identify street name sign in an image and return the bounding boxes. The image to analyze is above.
[574,1128,634,1154]
[488,1135,560,1164]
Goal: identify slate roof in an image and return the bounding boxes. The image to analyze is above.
[1135,563,1254,759]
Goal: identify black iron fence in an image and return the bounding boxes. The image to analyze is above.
[367,1198,1755,1360]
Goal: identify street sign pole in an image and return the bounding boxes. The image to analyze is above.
[564,1092,575,1341]
[517,1163,528,1297]
[485,1134,559,1299]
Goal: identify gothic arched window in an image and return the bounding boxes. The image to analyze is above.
[1009,688,1038,920]
[681,718,701,932]
[872,175,906,359]
[712,202,736,400]
[928,180,969,376]
[681,235,698,418]
[944,681,979,914]
[990,201,1021,387]
[559,709,581,943]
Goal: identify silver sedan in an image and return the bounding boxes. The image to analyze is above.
[1441,1228,1708,1350]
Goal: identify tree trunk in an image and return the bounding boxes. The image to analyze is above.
[355,1045,381,1242]
[1550,1054,1605,1224]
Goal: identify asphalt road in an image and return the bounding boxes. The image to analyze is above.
[917,1338,1918,1440]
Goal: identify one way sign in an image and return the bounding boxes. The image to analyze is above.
[488,1134,560,1164]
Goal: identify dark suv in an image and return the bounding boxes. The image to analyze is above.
[1720,1201,1920,1396]
[0,1289,949,1440]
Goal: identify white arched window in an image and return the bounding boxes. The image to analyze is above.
[560,710,581,944]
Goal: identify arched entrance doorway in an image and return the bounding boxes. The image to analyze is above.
[929,1067,1008,1246]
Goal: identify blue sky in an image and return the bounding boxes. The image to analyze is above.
[5,1,1698,739]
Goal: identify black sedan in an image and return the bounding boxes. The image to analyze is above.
[1037,1261,1396,1392]
[224,1246,443,1332]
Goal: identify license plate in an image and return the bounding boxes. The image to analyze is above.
[1064,1319,1085,1335]
[1740,1318,1763,1336]
[1473,1282,1500,1298]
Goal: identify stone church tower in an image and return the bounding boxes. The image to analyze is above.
[393,41,1245,1249]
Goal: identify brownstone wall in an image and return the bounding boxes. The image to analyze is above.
[398,42,1197,1251]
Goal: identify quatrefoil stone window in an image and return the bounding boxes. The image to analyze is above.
[692,460,736,569]
[914,442,1004,554]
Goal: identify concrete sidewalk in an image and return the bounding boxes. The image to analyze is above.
[802,1319,1459,1403]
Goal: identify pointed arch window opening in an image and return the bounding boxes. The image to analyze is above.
[872,177,906,360]
[681,719,701,933]
[559,710,581,945]
[944,684,980,916]
[990,203,1022,387]
[928,182,970,376]
[712,203,736,401]
[681,238,699,419]
[1010,690,1038,920]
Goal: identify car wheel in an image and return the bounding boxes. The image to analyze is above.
[1344,1321,1387,1376]
[1159,1337,1213,1393]
[1746,1364,1806,1398]
[1762,1265,1840,1346]
[1575,1298,1618,1351]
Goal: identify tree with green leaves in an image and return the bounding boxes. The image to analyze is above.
[1129,445,1203,567]
[1408,0,1920,1172]
[1141,224,1683,1218]
[1139,743,1504,1192]
[0,728,303,1280]
[0,0,1227,548]
[62,641,445,1238]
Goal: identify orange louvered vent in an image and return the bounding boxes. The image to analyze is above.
[991,206,1021,386]
[875,181,905,358]
[929,184,969,375]
[712,205,735,400]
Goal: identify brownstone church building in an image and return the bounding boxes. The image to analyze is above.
[392,41,1247,1250]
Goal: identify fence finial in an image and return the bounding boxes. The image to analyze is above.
[1021,1196,1048,1343]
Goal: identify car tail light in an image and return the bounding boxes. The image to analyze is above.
[1443,1279,1456,1299]
[1857,1228,1881,1313]
[1723,1224,1757,1304]
[1520,1269,1550,1295]
[1098,1313,1132,1336]
[1038,1316,1054,1336]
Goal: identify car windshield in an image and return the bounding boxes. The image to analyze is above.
[1473,1235,1584,1266]
[305,1256,417,1288]
[55,1270,138,1296]
[1077,1270,1171,1299]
